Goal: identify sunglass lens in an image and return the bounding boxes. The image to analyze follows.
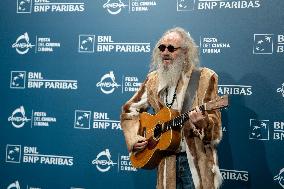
[158,44,166,52]
[167,45,175,52]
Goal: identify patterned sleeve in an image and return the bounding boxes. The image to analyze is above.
[194,72,222,145]
[120,76,150,152]
[203,73,222,144]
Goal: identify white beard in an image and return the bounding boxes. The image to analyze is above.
[157,55,184,88]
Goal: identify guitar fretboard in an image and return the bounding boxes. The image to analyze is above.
[162,104,205,133]
[162,112,189,132]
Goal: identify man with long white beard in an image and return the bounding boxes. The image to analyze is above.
[120,27,223,189]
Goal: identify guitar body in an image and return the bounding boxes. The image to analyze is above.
[129,95,228,169]
[130,107,182,169]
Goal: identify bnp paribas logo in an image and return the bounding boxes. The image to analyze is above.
[249,119,269,140]
[177,0,261,11]
[6,145,22,163]
[277,83,284,98]
[253,34,284,54]
[177,0,195,11]
[253,34,274,54]
[17,0,32,13]
[78,35,95,53]
[10,71,26,89]
[74,110,91,129]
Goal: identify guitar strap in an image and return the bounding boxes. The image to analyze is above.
[177,68,201,153]
[181,68,201,113]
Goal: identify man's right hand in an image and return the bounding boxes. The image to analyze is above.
[133,137,148,151]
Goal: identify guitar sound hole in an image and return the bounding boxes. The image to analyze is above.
[153,123,162,139]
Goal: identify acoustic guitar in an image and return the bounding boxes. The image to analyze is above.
[130,95,228,169]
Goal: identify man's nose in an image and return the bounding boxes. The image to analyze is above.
[161,48,170,55]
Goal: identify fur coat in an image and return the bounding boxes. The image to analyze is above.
[120,67,223,189]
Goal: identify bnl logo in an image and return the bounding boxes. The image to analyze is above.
[74,110,91,129]
[78,35,95,53]
[249,119,269,140]
[253,34,274,54]
[177,0,195,11]
[17,0,32,13]
[6,145,22,163]
[10,71,26,89]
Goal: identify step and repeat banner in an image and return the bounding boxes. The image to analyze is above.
[0,0,283,188]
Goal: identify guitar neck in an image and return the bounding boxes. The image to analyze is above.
[162,104,205,132]
[161,95,228,133]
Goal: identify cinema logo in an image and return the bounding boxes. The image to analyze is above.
[78,34,151,53]
[10,71,78,90]
[92,149,137,172]
[218,85,252,96]
[253,34,284,54]
[7,180,21,189]
[17,0,85,13]
[6,144,74,166]
[274,168,284,188]
[103,0,127,14]
[74,110,121,130]
[96,71,121,94]
[249,119,284,141]
[8,106,30,128]
[177,0,261,11]
[96,71,142,94]
[12,32,61,54]
[6,180,43,189]
[220,169,249,181]
[200,37,231,54]
[12,32,34,55]
[103,0,158,14]
[92,149,117,172]
[8,106,57,128]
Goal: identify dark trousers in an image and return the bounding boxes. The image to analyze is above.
[176,152,195,189]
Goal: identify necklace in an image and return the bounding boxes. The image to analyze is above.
[165,84,178,108]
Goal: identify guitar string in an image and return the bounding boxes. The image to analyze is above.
[144,112,189,135]
[143,97,226,136]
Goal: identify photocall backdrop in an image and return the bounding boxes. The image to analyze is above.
[0,0,283,188]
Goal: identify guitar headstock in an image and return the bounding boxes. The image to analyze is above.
[204,95,229,111]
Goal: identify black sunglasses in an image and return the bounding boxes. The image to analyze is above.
[158,44,181,52]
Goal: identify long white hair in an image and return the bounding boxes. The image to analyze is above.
[150,27,200,73]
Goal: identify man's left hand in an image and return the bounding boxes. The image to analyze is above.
[188,106,206,124]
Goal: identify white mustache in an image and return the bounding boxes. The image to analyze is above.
[162,56,173,60]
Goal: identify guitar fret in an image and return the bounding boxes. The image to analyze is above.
[165,113,190,130]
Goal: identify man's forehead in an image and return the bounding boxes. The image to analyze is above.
[161,32,182,44]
